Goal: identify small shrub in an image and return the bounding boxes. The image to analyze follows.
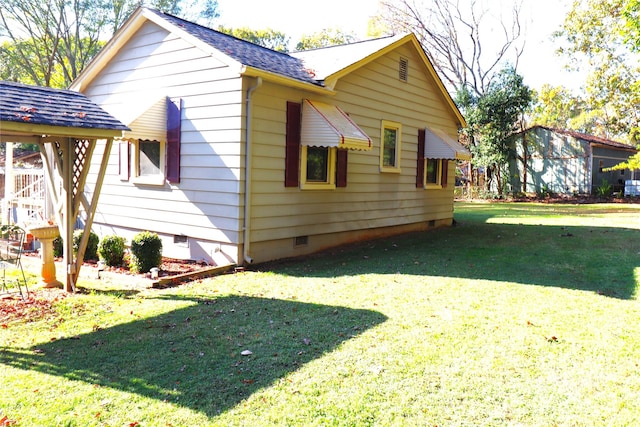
[73,229,99,261]
[595,180,613,198]
[537,184,555,199]
[53,236,63,257]
[98,235,126,267]
[130,231,162,273]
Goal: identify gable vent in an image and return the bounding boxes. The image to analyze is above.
[399,57,408,82]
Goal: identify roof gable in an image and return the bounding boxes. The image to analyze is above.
[0,81,128,132]
[71,8,465,127]
[73,7,319,92]
[293,33,466,127]
[153,10,317,84]
[290,34,406,82]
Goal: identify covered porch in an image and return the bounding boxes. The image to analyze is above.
[0,81,128,292]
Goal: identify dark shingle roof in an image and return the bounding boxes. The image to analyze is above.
[151,10,319,85]
[0,81,129,131]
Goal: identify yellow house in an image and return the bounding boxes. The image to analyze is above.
[71,7,470,266]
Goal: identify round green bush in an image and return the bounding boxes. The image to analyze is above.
[97,235,126,267]
[53,236,63,258]
[73,229,99,261]
[130,231,162,273]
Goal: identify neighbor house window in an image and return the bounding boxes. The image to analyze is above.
[300,145,337,189]
[425,158,442,187]
[132,139,166,185]
[380,120,402,173]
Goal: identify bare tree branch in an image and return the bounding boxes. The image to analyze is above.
[379,0,525,97]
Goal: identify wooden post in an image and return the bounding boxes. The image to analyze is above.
[3,142,13,224]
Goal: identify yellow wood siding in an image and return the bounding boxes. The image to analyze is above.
[246,43,460,262]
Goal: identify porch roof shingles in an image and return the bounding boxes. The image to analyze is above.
[0,81,129,131]
[154,10,318,85]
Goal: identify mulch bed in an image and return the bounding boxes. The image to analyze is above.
[510,194,640,204]
[97,257,211,278]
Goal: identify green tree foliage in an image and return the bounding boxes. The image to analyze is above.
[295,28,357,51]
[623,0,640,51]
[604,152,640,172]
[217,26,289,52]
[555,0,640,144]
[0,0,219,88]
[457,67,534,195]
[531,84,588,130]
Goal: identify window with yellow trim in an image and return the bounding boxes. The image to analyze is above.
[425,158,442,188]
[300,145,337,190]
[380,120,401,173]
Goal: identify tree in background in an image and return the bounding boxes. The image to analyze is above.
[374,0,525,97]
[623,0,640,51]
[457,67,534,196]
[373,0,528,195]
[0,0,219,88]
[216,26,289,52]
[530,85,588,130]
[295,29,357,51]
[554,0,639,144]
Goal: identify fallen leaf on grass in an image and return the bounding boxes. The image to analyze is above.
[0,416,17,426]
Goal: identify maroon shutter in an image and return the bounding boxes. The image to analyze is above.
[118,141,130,180]
[416,129,426,187]
[441,159,449,187]
[336,149,348,187]
[285,101,301,187]
[166,97,182,183]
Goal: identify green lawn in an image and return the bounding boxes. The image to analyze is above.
[1,201,639,426]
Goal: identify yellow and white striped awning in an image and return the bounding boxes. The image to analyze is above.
[301,99,372,151]
[424,127,471,160]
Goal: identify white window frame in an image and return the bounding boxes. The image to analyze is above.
[300,145,337,190]
[131,139,166,186]
[380,120,402,173]
[424,158,442,189]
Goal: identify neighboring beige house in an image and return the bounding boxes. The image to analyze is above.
[71,7,470,266]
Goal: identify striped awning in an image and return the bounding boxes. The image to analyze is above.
[301,99,372,151]
[424,127,471,160]
[115,97,167,142]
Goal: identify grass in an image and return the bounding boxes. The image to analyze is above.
[1,201,639,426]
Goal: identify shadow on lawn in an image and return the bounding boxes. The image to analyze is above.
[0,295,387,417]
[257,219,639,300]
